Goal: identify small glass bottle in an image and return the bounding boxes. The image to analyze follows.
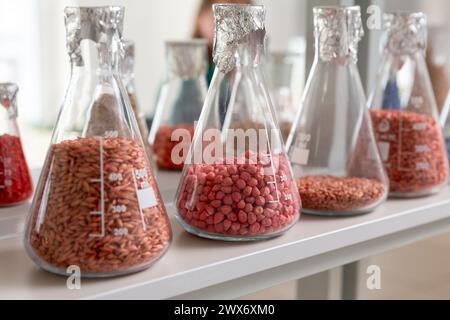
[368,13,449,197]
[24,6,171,277]
[287,6,388,216]
[149,40,208,171]
[120,40,156,172]
[175,4,301,241]
[0,83,33,206]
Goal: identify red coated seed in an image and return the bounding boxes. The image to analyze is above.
[215,191,225,200]
[370,109,449,195]
[232,192,242,202]
[223,195,233,205]
[214,213,225,224]
[231,223,241,231]
[220,205,232,214]
[211,200,222,208]
[238,211,248,223]
[0,134,33,206]
[243,186,253,196]
[223,219,232,231]
[248,213,257,224]
[223,177,233,186]
[176,153,301,238]
[298,176,385,212]
[228,212,238,222]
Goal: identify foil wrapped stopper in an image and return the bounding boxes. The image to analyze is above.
[0,83,18,119]
[64,6,125,67]
[166,40,208,79]
[213,4,266,74]
[313,6,364,63]
[383,12,427,55]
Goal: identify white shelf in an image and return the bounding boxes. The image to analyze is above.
[1,170,450,299]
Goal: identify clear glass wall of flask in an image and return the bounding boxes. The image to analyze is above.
[266,51,305,141]
[149,40,208,171]
[0,83,33,206]
[368,12,449,197]
[175,4,301,241]
[121,40,156,174]
[287,6,388,216]
[24,6,171,278]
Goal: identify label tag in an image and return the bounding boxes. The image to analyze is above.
[291,147,310,166]
[137,187,158,209]
[377,142,390,162]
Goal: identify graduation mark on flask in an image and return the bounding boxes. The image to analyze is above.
[89,137,106,238]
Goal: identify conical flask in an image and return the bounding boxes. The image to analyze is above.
[368,12,449,197]
[120,40,157,174]
[0,83,32,206]
[287,6,388,216]
[175,4,301,241]
[149,40,208,171]
[24,6,171,277]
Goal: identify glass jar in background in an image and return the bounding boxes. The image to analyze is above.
[427,25,450,114]
[149,40,208,171]
[265,49,305,141]
[175,4,301,241]
[287,6,388,216]
[441,91,450,160]
[368,12,449,197]
[120,40,157,174]
[24,6,171,278]
[0,83,33,206]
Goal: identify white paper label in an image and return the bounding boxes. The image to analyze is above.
[291,147,310,166]
[137,187,158,209]
[377,142,390,162]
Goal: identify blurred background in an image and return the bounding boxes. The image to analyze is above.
[1,0,450,168]
[1,0,450,299]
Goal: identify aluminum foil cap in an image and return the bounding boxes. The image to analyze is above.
[64,6,124,67]
[166,40,208,79]
[313,6,364,63]
[213,4,266,73]
[383,12,427,55]
[0,83,18,119]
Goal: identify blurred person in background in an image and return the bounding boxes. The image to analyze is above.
[192,0,252,84]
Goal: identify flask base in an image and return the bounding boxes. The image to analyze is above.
[24,241,170,278]
[175,215,300,242]
[389,182,448,199]
[301,194,387,217]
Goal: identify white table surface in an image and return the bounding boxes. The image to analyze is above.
[1,170,450,299]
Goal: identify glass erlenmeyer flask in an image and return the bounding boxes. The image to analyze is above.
[120,40,156,174]
[0,83,32,206]
[287,6,388,216]
[368,12,449,197]
[24,6,171,278]
[149,40,208,171]
[175,4,301,241]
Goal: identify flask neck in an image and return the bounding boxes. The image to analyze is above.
[234,36,265,70]
[314,40,357,66]
[313,6,363,65]
[166,41,208,81]
[0,83,18,120]
[212,4,266,74]
[382,12,427,57]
